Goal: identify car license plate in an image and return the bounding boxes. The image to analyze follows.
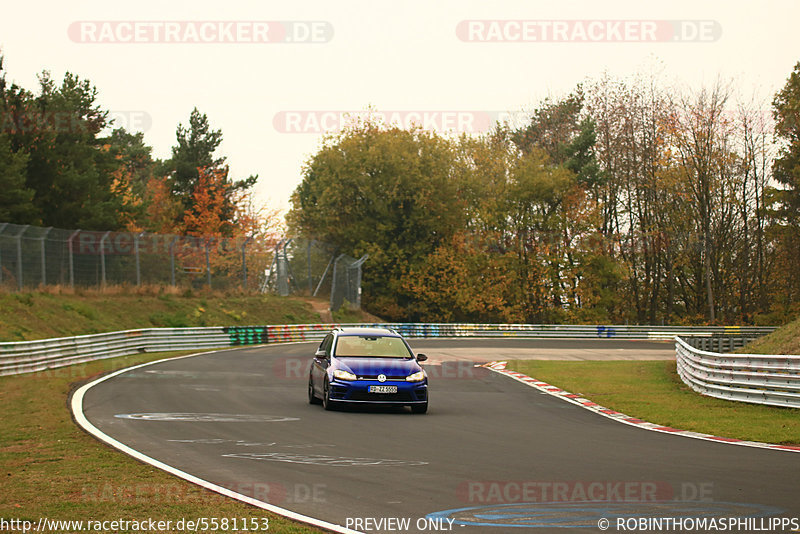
[369,385,397,394]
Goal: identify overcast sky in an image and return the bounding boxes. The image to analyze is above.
[2,0,799,212]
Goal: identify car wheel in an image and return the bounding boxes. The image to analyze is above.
[411,402,428,414]
[322,378,337,411]
[308,376,322,405]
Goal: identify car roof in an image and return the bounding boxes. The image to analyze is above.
[334,327,400,337]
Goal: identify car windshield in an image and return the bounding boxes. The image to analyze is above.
[334,335,412,358]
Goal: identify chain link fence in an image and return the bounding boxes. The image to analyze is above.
[0,223,367,311]
[261,238,368,311]
[0,222,274,291]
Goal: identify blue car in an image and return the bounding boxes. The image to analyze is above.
[308,327,429,413]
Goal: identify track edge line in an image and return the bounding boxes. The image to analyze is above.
[69,348,365,534]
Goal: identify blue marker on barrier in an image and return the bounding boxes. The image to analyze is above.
[596,326,617,338]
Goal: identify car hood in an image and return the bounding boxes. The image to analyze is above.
[335,357,422,378]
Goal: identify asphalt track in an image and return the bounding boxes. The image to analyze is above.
[77,339,800,534]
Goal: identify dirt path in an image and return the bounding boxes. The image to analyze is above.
[301,297,333,323]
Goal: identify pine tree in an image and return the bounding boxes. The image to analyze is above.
[161,108,257,230]
[0,55,37,223]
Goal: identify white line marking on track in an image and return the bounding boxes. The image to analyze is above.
[114,413,299,423]
[223,452,428,467]
[70,349,365,534]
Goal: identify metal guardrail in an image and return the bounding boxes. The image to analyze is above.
[0,328,232,376]
[678,335,761,352]
[675,336,800,409]
[386,323,775,341]
[0,322,778,377]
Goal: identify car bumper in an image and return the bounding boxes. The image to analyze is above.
[329,379,428,404]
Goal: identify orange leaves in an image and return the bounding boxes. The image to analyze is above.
[181,166,234,238]
[142,176,182,235]
[402,232,517,322]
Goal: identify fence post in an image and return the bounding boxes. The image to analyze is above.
[276,252,289,297]
[307,239,313,294]
[242,235,253,291]
[314,252,336,297]
[262,242,279,293]
[330,254,344,311]
[40,227,52,286]
[135,232,145,286]
[205,238,212,288]
[169,237,179,287]
[0,223,7,284]
[99,231,110,287]
[350,254,368,309]
[283,239,295,292]
[15,225,29,290]
[68,229,80,288]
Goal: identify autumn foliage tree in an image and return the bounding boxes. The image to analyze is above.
[289,121,469,318]
[140,176,183,234]
[770,61,800,315]
[0,56,134,229]
[291,64,800,324]
[182,166,233,237]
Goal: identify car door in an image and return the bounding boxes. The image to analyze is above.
[311,333,333,395]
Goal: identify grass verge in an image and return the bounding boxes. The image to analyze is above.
[0,287,382,342]
[0,351,324,533]
[742,315,800,355]
[505,360,800,446]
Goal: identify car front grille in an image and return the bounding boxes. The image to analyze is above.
[348,391,415,402]
[358,375,407,380]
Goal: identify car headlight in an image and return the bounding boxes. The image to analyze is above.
[406,370,426,382]
[333,369,357,381]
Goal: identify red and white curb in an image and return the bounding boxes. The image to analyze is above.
[481,361,800,454]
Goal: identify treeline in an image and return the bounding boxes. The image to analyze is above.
[0,54,270,239]
[290,62,800,325]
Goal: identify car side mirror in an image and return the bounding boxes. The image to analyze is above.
[315,349,327,358]
[416,353,428,362]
